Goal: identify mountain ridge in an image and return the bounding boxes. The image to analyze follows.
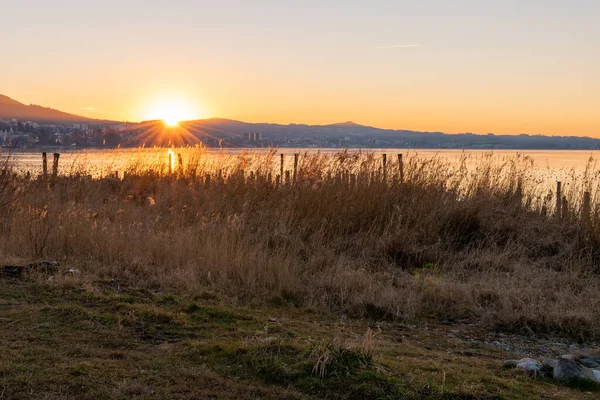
[0,94,24,106]
[3,93,600,150]
[0,94,117,124]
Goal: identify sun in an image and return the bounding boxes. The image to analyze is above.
[163,116,180,127]
[144,96,200,126]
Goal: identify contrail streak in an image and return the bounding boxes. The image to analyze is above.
[376,44,420,49]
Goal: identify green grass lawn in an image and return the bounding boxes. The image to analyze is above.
[0,278,596,399]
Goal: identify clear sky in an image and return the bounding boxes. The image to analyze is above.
[2,0,599,136]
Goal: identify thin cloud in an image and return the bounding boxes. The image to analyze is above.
[376,44,420,49]
[81,106,101,112]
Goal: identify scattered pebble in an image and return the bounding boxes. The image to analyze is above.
[63,268,80,276]
[505,356,600,385]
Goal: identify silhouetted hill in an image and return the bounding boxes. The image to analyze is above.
[326,121,365,128]
[3,93,600,149]
[0,94,23,106]
[175,118,600,150]
[0,94,117,124]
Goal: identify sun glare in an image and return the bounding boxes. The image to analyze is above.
[144,96,199,126]
[164,117,180,127]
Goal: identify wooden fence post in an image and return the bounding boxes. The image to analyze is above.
[382,153,387,182]
[280,154,284,180]
[562,196,568,220]
[168,152,173,175]
[42,152,48,180]
[583,191,591,223]
[177,153,183,174]
[398,154,404,184]
[285,170,291,186]
[293,153,298,184]
[52,153,60,180]
[556,182,562,218]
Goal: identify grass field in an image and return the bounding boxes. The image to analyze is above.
[1,149,600,398]
[1,278,597,399]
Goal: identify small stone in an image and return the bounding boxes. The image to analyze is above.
[504,358,542,375]
[517,358,542,374]
[63,268,80,276]
[578,355,600,369]
[553,359,599,384]
[543,359,558,369]
[268,317,278,323]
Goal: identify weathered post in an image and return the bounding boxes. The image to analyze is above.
[382,153,387,183]
[285,170,291,186]
[280,154,284,179]
[42,152,48,180]
[556,182,562,219]
[398,154,404,184]
[177,153,183,174]
[293,153,298,184]
[562,196,569,220]
[168,152,174,175]
[583,191,591,224]
[52,153,60,180]
[275,174,281,188]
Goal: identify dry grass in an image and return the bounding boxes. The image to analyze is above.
[4,279,595,400]
[2,148,600,341]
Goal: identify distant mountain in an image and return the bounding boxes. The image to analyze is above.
[0,94,117,124]
[326,121,365,128]
[3,93,600,149]
[0,94,23,106]
[175,118,600,150]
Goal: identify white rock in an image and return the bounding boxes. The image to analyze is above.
[516,358,542,373]
[593,370,600,383]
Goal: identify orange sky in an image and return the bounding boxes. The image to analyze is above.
[2,1,599,136]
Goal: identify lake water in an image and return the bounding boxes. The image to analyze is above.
[4,148,600,193]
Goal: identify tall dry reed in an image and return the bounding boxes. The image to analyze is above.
[1,149,600,340]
